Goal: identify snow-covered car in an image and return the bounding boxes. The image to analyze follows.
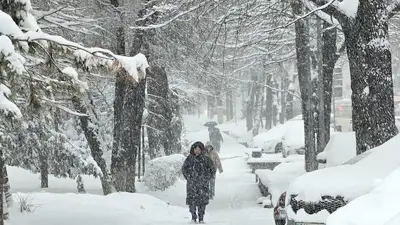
[273,192,287,225]
[281,119,305,158]
[326,167,400,225]
[253,115,303,155]
[252,124,286,154]
[285,133,400,225]
[317,132,356,168]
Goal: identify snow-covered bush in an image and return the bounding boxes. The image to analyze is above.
[143,154,186,191]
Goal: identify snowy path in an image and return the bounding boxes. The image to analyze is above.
[9,117,274,225]
[206,136,273,224]
[164,129,274,224]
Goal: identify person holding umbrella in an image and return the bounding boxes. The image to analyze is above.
[204,121,223,152]
[209,127,223,153]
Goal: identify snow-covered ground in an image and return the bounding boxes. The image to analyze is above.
[9,115,274,225]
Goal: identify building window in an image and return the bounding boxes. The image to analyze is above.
[333,68,343,98]
[334,87,343,98]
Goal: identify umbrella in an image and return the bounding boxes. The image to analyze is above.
[204,121,218,127]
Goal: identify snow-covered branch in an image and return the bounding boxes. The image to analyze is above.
[388,0,400,18]
[130,0,213,30]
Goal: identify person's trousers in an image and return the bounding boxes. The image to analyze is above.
[210,177,216,198]
[189,204,206,221]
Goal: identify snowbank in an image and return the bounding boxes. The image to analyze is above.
[256,161,305,206]
[143,154,185,191]
[8,166,102,194]
[326,167,400,225]
[288,134,400,203]
[11,192,187,225]
[317,132,356,167]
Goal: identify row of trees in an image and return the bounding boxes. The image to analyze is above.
[291,0,400,171]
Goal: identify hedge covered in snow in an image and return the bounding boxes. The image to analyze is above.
[143,154,186,191]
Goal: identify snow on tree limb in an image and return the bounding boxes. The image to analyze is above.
[300,0,342,29]
[388,0,400,18]
[302,0,350,20]
[0,84,22,119]
[0,8,149,81]
[130,0,212,30]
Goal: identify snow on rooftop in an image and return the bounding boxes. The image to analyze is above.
[288,134,400,203]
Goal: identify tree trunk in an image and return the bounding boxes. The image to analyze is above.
[322,21,338,146]
[216,89,224,124]
[72,96,113,195]
[333,1,398,154]
[292,0,317,172]
[285,77,294,121]
[110,0,127,192]
[147,66,170,158]
[316,18,326,153]
[207,95,215,119]
[359,0,397,149]
[3,166,11,208]
[280,65,289,123]
[246,76,257,131]
[253,78,262,136]
[265,74,273,129]
[225,90,234,121]
[120,78,146,193]
[166,90,183,153]
[272,82,279,126]
[0,141,5,225]
[39,152,48,188]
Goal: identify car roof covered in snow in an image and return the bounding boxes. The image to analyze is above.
[326,167,400,225]
[287,134,400,203]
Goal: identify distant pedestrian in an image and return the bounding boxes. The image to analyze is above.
[208,126,223,152]
[182,141,216,224]
[205,142,223,199]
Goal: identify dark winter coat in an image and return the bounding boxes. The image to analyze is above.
[209,127,223,144]
[182,142,216,206]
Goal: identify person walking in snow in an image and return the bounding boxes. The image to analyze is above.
[182,141,216,224]
[205,142,223,199]
[208,126,223,153]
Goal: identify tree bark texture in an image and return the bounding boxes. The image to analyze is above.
[72,96,113,195]
[292,0,317,172]
[147,66,171,158]
[265,74,273,129]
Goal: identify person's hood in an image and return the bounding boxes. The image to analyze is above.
[190,141,205,155]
